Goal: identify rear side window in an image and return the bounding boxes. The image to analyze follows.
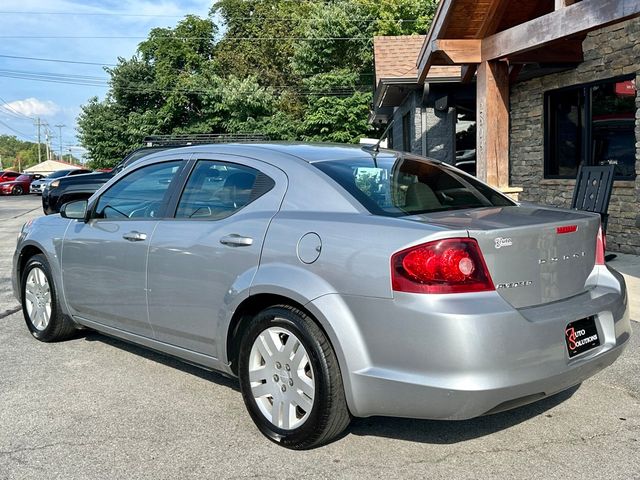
[314,155,514,217]
[175,160,274,219]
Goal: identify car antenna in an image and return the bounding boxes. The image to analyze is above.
[362,119,395,168]
[363,119,395,155]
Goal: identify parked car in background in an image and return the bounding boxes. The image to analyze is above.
[30,168,92,195]
[14,143,630,449]
[41,147,172,214]
[0,170,21,183]
[41,133,263,214]
[0,173,45,195]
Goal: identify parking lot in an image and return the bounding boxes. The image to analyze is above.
[1,195,639,480]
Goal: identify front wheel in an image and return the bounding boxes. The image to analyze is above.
[21,254,76,342]
[12,185,23,195]
[238,305,350,449]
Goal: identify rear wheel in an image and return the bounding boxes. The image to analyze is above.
[21,254,75,342]
[238,305,350,449]
[12,185,23,195]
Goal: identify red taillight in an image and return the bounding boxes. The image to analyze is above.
[391,238,495,294]
[595,225,606,265]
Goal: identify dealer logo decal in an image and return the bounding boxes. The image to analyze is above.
[565,326,598,352]
[494,237,513,249]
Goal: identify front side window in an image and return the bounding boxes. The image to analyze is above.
[175,160,274,219]
[94,161,182,219]
[545,76,636,179]
[314,155,514,217]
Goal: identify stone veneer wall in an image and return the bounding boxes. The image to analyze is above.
[391,90,423,155]
[510,18,640,254]
[390,89,456,164]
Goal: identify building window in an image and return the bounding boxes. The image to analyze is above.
[402,112,411,152]
[545,76,636,180]
[387,125,393,149]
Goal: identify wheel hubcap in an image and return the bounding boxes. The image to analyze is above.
[248,325,315,430]
[24,267,52,331]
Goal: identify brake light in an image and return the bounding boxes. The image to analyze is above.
[557,225,578,234]
[391,238,495,294]
[595,225,606,265]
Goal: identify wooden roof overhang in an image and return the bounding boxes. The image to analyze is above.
[371,67,462,123]
[417,0,640,84]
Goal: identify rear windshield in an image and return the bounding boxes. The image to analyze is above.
[314,155,515,217]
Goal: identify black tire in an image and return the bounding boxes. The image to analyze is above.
[21,254,76,342]
[12,185,23,195]
[238,305,350,449]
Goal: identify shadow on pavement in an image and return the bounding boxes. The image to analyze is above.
[81,330,240,392]
[347,385,579,444]
[79,329,580,445]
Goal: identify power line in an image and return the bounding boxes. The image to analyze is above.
[0,35,374,41]
[0,53,117,67]
[0,10,188,18]
[0,53,376,77]
[0,11,421,22]
[0,68,374,93]
[0,71,371,97]
[0,119,35,140]
[0,95,34,120]
[0,106,33,121]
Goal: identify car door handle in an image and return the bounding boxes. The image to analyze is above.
[122,231,147,242]
[220,234,253,247]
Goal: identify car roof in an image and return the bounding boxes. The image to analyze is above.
[147,142,401,165]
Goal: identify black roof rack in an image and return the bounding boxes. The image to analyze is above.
[142,133,270,147]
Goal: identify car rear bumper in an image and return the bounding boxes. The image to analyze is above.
[41,191,56,214]
[309,265,630,420]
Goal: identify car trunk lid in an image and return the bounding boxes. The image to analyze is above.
[405,206,599,308]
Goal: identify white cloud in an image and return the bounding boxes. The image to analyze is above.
[2,98,60,117]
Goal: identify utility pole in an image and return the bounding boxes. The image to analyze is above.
[44,126,52,161]
[34,117,42,163]
[55,124,65,160]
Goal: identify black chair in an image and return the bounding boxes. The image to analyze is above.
[571,164,616,260]
[571,164,615,232]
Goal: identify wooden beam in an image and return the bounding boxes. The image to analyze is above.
[505,38,584,63]
[476,60,510,188]
[431,39,481,64]
[483,0,640,61]
[417,0,455,83]
[461,65,477,84]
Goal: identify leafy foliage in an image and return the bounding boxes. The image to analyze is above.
[0,135,43,171]
[78,1,437,167]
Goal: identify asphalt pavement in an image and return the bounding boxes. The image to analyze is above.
[1,195,639,480]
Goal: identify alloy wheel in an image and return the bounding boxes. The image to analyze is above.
[24,267,52,331]
[248,325,315,430]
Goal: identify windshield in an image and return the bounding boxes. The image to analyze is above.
[46,170,72,179]
[15,175,32,182]
[314,155,515,217]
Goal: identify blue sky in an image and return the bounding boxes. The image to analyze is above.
[0,0,212,159]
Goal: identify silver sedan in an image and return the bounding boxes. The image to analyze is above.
[12,143,630,449]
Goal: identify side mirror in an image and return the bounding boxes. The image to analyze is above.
[60,200,88,221]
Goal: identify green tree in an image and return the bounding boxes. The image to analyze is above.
[301,70,373,142]
[0,135,41,170]
[77,1,439,166]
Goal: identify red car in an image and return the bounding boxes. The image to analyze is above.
[0,170,20,183]
[0,173,45,195]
